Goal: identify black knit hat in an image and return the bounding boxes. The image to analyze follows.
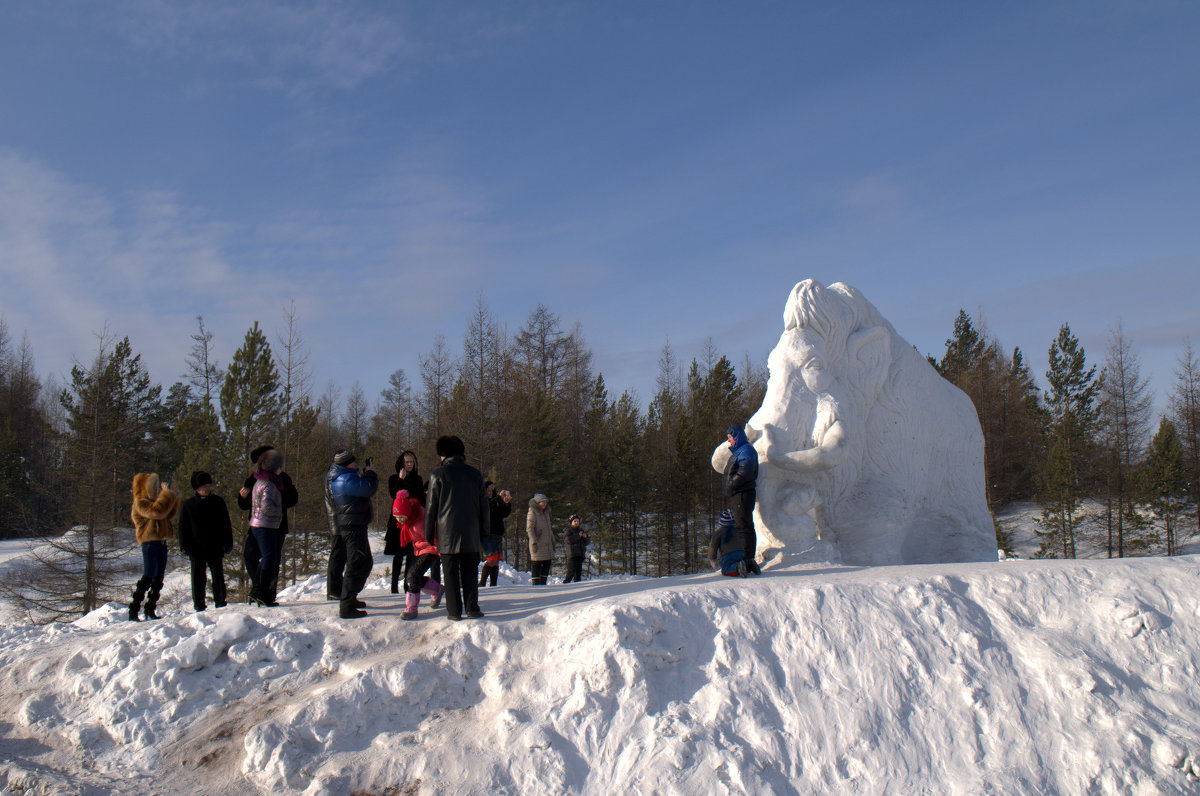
[435,435,465,457]
[249,445,274,464]
[191,471,213,491]
[333,449,356,466]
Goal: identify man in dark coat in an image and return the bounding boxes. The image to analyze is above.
[324,449,378,618]
[237,444,298,604]
[723,424,761,575]
[178,470,234,611]
[425,435,489,620]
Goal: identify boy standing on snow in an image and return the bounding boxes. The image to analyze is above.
[178,470,233,611]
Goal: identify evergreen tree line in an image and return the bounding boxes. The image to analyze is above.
[929,311,1199,558]
[0,299,764,621]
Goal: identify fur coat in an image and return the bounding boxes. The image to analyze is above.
[131,472,181,544]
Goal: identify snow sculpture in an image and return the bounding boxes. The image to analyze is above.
[713,279,994,566]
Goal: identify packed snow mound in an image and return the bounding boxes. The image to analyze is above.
[2,556,1200,794]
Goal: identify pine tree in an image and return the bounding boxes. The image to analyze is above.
[1037,323,1101,558]
[9,335,164,621]
[1142,418,1189,556]
[219,321,281,486]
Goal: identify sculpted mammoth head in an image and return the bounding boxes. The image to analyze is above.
[714,279,993,566]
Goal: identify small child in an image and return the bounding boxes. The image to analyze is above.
[392,489,442,619]
[709,509,748,578]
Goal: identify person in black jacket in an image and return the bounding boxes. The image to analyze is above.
[178,470,234,611]
[384,451,424,593]
[425,435,489,620]
[478,482,512,587]
[562,514,589,583]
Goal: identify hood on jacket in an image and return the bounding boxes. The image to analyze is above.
[396,449,420,475]
[132,472,160,500]
[529,493,549,510]
[726,424,749,448]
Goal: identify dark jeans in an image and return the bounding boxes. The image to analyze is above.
[731,488,758,569]
[563,556,584,583]
[391,545,414,593]
[327,532,347,598]
[531,559,551,585]
[141,541,168,580]
[405,553,440,593]
[441,552,481,618]
[251,526,281,602]
[339,527,373,612]
[190,551,226,609]
[245,528,285,600]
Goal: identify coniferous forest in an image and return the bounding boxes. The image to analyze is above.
[1,299,1197,622]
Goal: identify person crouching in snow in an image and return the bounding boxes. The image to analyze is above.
[709,509,748,578]
[129,472,181,620]
[393,488,442,619]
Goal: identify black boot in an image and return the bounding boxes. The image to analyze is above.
[129,578,150,621]
[143,577,164,620]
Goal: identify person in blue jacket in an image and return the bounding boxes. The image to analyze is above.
[723,424,761,575]
[324,449,378,618]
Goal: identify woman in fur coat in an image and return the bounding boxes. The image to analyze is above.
[526,493,553,586]
[129,472,181,621]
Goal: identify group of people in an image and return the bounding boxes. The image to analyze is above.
[125,422,758,622]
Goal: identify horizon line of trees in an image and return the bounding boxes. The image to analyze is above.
[1,300,1197,622]
[928,310,1198,559]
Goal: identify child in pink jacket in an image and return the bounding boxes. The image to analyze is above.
[392,489,442,619]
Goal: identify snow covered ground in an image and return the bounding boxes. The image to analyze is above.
[1,525,1199,794]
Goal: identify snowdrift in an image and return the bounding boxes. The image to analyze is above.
[1,555,1199,794]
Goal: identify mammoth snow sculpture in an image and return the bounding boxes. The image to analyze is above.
[712,279,994,566]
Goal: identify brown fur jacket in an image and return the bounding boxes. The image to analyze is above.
[131,473,181,544]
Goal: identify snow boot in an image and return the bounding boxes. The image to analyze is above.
[129,578,150,621]
[401,591,419,620]
[422,579,443,609]
[143,577,164,620]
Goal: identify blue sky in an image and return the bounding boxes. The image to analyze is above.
[1,1,1198,423]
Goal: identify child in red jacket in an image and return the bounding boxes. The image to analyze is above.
[392,489,442,619]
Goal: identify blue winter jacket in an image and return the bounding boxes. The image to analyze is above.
[723,425,758,496]
[324,463,379,533]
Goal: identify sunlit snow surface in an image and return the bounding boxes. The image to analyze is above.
[1,527,1199,794]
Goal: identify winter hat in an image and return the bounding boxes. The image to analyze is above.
[569,514,580,523]
[435,435,465,457]
[532,493,549,505]
[190,471,213,491]
[333,449,356,466]
[249,445,274,464]
[718,509,735,528]
[259,448,284,472]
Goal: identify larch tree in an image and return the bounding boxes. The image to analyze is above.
[1141,418,1189,556]
[1098,322,1154,557]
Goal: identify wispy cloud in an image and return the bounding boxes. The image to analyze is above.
[0,148,265,384]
